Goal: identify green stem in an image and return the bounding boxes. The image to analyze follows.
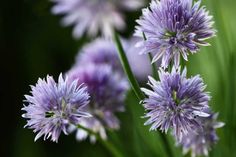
[114,31,174,157]
[113,31,145,100]
[181,56,187,68]
[77,124,123,157]
[184,151,192,157]
[159,133,174,157]
[148,53,159,80]
[168,61,173,72]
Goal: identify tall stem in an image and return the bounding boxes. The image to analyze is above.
[113,31,145,100]
[148,53,159,80]
[159,133,173,157]
[77,124,123,157]
[114,31,174,157]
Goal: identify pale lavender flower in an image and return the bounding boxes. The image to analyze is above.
[181,112,224,157]
[67,64,129,141]
[76,38,122,73]
[22,74,91,142]
[135,0,216,68]
[124,37,160,81]
[76,38,157,81]
[69,117,107,142]
[141,67,211,142]
[51,0,145,38]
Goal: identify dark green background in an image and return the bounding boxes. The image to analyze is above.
[1,0,235,157]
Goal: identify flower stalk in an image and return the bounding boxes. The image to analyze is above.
[113,31,174,157]
[77,124,123,157]
[113,31,145,100]
[148,53,158,80]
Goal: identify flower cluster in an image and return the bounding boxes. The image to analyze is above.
[67,64,128,141]
[66,39,129,141]
[22,0,224,156]
[75,38,123,73]
[135,0,215,68]
[76,38,153,80]
[136,1,223,156]
[141,67,224,156]
[142,67,211,142]
[22,39,129,143]
[22,74,91,142]
[51,0,145,38]
[181,112,224,157]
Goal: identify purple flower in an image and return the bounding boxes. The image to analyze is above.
[76,38,158,81]
[135,0,216,68]
[180,112,224,157]
[141,67,211,142]
[22,74,91,142]
[67,64,129,141]
[76,38,122,73]
[51,0,145,38]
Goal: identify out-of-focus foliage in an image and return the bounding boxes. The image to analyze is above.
[1,0,235,157]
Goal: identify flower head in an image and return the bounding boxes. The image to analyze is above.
[22,74,91,142]
[141,67,211,142]
[135,0,216,68]
[181,112,224,157]
[52,0,145,38]
[67,64,129,141]
[76,38,122,73]
[76,38,155,80]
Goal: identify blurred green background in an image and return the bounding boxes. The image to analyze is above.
[1,0,235,157]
